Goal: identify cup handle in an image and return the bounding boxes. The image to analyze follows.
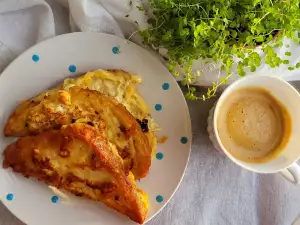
[280,163,300,184]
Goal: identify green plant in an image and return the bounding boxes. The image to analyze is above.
[140,0,300,100]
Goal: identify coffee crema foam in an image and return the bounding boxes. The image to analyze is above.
[217,87,291,163]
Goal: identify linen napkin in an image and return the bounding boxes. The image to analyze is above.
[0,0,148,73]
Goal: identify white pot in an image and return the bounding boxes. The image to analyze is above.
[157,38,300,86]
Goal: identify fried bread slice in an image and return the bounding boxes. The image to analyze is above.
[4,87,151,179]
[3,123,148,224]
[62,69,158,157]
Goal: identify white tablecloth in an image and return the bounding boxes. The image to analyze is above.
[1,1,300,224]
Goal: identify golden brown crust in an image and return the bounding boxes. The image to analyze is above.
[3,124,148,224]
[4,86,151,179]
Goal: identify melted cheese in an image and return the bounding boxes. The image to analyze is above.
[43,139,113,184]
[62,70,158,153]
[63,70,151,121]
[62,69,158,158]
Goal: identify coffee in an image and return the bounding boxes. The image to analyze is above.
[217,87,292,163]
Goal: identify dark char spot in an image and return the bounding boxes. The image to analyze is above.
[119,125,126,133]
[136,119,149,132]
[87,122,94,126]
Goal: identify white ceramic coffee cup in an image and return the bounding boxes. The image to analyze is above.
[207,75,300,184]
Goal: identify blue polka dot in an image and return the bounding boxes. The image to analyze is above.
[51,195,59,204]
[155,104,162,111]
[156,152,164,160]
[32,54,40,62]
[156,195,164,203]
[6,193,14,201]
[181,137,188,144]
[112,45,120,54]
[162,83,170,90]
[69,65,76,73]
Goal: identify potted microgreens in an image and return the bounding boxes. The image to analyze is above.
[139,0,300,100]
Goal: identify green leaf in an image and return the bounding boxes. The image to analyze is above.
[229,21,236,28]
[288,66,295,71]
[274,57,281,66]
[168,64,174,71]
[243,58,249,66]
[274,41,283,48]
[238,69,246,76]
[249,13,255,19]
[267,35,273,42]
[180,29,189,37]
[237,62,244,69]
[250,65,256,72]
[231,30,237,38]
[253,18,260,24]
[296,63,300,68]
[236,52,245,59]
[162,31,172,41]
[285,52,292,56]
[246,36,253,43]
[264,46,275,56]
[254,57,261,67]
[232,44,238,54]
[183,17,187,26]
[283,60,290,64]
[237,62,246,76]
[256,35,264,43]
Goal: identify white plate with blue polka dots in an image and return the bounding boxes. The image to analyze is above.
[0,32,191,225]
